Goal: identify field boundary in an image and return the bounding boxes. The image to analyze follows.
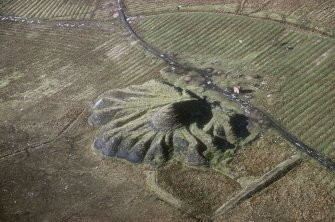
[123,1,335,38]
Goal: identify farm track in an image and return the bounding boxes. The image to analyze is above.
[132,13,335,160]
[1,0,333,171]
[117,0,335,172]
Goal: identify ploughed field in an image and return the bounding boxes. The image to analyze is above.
[125,0,335,37]
[2,0,97,20]
[1,20,166,153]
[131,12,335,161]
[1,0,121,20]
[1,0,335,221]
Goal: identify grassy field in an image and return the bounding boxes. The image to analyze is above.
[1,0,335,220]
[0,19,166,158]
[132,12,335,159]
[1,0,115,20]
[125,0,335,37]
[0,7,178,220]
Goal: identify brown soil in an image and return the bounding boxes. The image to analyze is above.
[229,132,295,177]
[0,110,193,222]
[157,163,241,216]
[216,162,335,222]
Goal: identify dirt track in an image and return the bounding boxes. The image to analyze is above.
[118,0,335,172]
[1,0,334,221]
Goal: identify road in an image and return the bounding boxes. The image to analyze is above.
[117,0,335,172]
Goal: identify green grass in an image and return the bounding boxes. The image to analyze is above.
[124,0,335,37]
[132,12,335,155]
[124,0,225,15]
